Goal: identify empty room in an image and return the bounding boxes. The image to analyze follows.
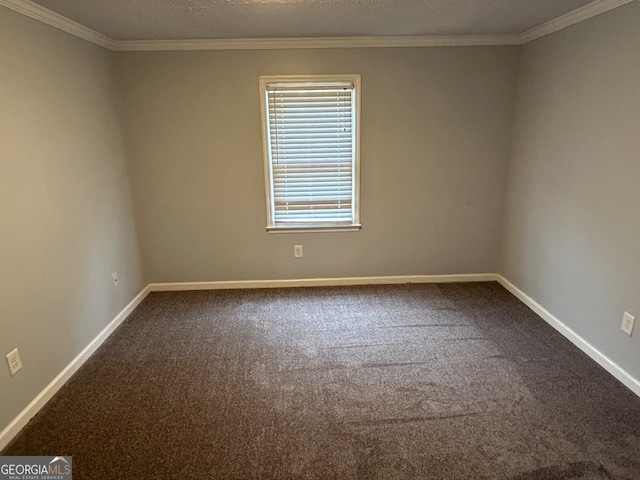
[1,0,639,478]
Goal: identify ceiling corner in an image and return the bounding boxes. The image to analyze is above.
[0,0,115,49]
[519,0,636,43]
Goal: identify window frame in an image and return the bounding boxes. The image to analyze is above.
[259,74,361,233]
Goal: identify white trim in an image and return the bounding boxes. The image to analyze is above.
[496,275,640,397]
[0,0,114,49]
[520,0,636,43]
[0,286,150,451]
[148,274,498,292]
[111,34,521,51]
[0,0,634,51]
[266,225,362,234]
[2,274,638,450]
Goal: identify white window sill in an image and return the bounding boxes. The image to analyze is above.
[266,224,362,234]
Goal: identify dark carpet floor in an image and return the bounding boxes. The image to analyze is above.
[3,282,640,479]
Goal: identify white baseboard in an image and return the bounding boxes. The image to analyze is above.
[149,273,498,292]
[496,275,640,397]
[0,285,151,451]
[0,274,493,451]
[5,272,636,452]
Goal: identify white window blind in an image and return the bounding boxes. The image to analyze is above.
[260,76,361,232]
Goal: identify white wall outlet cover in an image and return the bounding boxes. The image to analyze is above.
[6,348,23,376]
[294,245,303,258]
[112,272,119,287]
[621,312,635,336]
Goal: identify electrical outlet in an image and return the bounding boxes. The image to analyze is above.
[621,312,635,336]
[112,272,119,288]
[6,348,22,376]
[294,245,303,258]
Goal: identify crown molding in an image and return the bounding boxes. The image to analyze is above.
[520,0,636,43]
[111,34,521,52]
[1,0,636,51]
[0,0,114,49]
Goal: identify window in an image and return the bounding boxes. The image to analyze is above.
[259,75,361,232]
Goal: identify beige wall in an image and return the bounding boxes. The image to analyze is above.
[116,47,520,283]
[0,7,144,432]
[500,2,640,379]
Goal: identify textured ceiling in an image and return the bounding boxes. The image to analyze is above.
[28,0,597,41]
